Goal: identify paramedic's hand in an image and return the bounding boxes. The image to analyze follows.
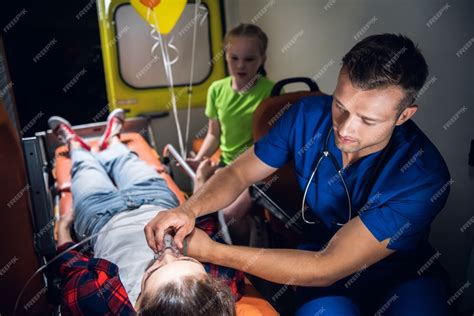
[185,228,215,262]
[145,207,196,253]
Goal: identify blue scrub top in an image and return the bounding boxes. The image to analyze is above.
[255,95,451,257]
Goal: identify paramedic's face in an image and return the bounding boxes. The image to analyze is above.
[225,36,265,87]
[139,249,206,297]
[331,70,410,155]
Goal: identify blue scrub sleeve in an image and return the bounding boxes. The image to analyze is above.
[254,101,300,168]
[359,176,451,251]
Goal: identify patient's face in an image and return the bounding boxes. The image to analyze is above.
[138,249,206,299]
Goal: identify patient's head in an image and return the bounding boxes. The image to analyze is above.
[135,249,235,315]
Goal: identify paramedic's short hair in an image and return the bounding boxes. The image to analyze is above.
[224,23,268,76]
[138,275,235,315]
[342,33,428,111]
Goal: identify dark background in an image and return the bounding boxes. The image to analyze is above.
[1,0,107,136]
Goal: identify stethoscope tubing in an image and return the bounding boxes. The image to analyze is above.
[301,127,352,226]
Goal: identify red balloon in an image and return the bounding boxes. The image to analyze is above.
[139,0,161,9]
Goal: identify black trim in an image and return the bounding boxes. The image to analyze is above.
[137,111,169,120]
[271,77,319,96]
[250,184,303,235]
[469,140,474,166]
[113,2,214,90]
[22,137,56,256]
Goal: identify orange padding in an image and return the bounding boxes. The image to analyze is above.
[52,132,279,315]
[236,278,280,315]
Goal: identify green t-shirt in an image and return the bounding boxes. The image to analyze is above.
[205,76,274,165]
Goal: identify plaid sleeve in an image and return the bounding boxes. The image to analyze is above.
[54,242,135,315]
[196,216,245,300]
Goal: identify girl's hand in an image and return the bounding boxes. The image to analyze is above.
[184,157,204,171]
[196,159,220,181]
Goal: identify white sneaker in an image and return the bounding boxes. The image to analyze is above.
[98,108,125,150]
[48,116,91,150]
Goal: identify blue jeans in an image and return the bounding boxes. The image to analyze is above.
[71,142,179,243]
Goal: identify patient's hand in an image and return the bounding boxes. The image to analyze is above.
[186,228,215,262]
[145,207,196,253]
[58,211,74,231]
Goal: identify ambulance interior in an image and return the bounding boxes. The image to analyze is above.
[0,0,473,315]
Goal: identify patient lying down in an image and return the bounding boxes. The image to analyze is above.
[50,109,243,315]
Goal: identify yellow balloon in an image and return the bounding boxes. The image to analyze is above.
[131,0,186,35]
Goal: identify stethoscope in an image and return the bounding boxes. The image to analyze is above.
[301,126,392,226]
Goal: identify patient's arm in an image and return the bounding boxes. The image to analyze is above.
[145,146,276,252]
[53,240,133,313]
[54,212,133,313]
[57,211,74,246]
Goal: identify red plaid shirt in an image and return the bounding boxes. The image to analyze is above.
[55,216,244,315]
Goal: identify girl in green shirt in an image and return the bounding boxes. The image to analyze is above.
[187,23,274,168]
[187,24,274,244]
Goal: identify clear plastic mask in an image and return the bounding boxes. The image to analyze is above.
[154,234,180,260]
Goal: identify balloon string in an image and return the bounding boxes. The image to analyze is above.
[151,11,185,157]
[184,0,201,153]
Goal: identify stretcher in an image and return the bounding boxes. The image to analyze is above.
[22,115,278,315]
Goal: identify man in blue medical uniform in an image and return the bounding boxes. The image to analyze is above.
[145,34,452,315]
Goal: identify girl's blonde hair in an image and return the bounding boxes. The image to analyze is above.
[223,23,268,76]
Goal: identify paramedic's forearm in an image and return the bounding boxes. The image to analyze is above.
[144,147,276,252]
[209,242,333,287]
[185,147,276,218]
[201,217,393,287]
